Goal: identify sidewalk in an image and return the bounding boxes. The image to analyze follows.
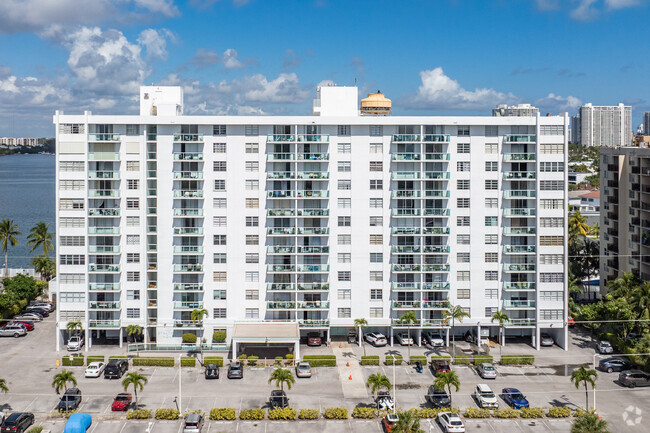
[332,342,368,399]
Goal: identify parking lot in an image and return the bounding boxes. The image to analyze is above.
[1,318,649,432]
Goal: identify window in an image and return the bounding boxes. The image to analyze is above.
[126,161,140,171]
[245,271,259,282]
[338,143,351,153]
[213,198,227,208]
[213,216,227,227]
[370,289,383,300]
[457,289,470,299]
[485,271,498,281]
[540,125,564,135]
[485,234,498,244]
[485,216,498,226]
[246,235,259,245]
[126,235,140,245]
[59,255,85,265]
[457,198,470,208]
[369,180,383,190]
[540,309,563,320]
[457,125,470,136]
[370,253,383,263]
[245,216,258,227]
[213,290,227,300]
[127,271,140,282]
[457,216,470,226]
[485,253,498,263]
[338,289,351,300]
[485,307,497,317]
[213,308,227,319]
[245,125,259,136]
[540,180,564,190]
[60,217,84,228]
[540,199,564,210]
[125,179,139,190]
[338,161,351,172]
[457,234,470,245]
[59,311,84,321]
[245,180,259,190]
[60,180,84,190]
[457,143,470,153]
[485,180,498,190]
[59,274,84,284]
[369,234,383,245]
[59,292,85,302]
[126,124,139,135]
[457,161,470,171]
[369,216,383,226]
[338,271,351,281]
[214,180,226,191]
[213,125,227,135]
[338,198,351,208]
[485,161,498,171]
[245,309,259,319]
[338,125,351,135]
[457,253,470,263]
[540,143,564,154]
[213,235,227,245]
[126,290,140,300]
[338,234,351,245]
[245,142,258,153]
[338,216,351,227]
[370,307,383,318]
[59,123,84,134]
[338,180,351,190]
[338,308,351,318]
[59,236,85,246]
[213,161,227,171]
[245,198,259,208]
[213,253,227,264]
[540,273,564,283]
[540,236,564,246]
[485,198,498,208]
[126,216,140,226]
[457,271,470,281]
[370,143,383,153]
[59,161,84,171]
[126,198,139,209]
[485,143,498,153]
[213,272,227,282]
[213,143,226,153]
[540,162,564,172]
[245,290,259,300]
[485,289,498,299]
[540,291,564,301]
[126,253,140,263]
[245,253,259,264]
[457,180,470,190]
[369,161,383,171]
[540,254,564,264]
[59,199,84,210]
[338,253,351,263]
[127,308,140,319]
[369,198,383,208]
[369,125,383,136]
[485,125,498,137]
[369,271,383,282]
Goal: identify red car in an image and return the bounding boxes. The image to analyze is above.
[307,332,322,346]
[432,359,451,376]
[567,316,576,328]
[111,393,132,411]
[3,321,34,331]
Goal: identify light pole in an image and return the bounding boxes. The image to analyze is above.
[178,353,182,413]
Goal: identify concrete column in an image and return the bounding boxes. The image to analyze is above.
[445,328,450,347]
[231,340,237,361]
[358,326,362,347]
[88,332,92,349]
[502,327,506,347]
[144,327,148,345]
[534,327,540,350]
[119,328,123,348]
[477,324,481,348]
[84,327,89,352]
[294,340,300,361]
[417,331,421,347]
[56,327,61,352]
[390,333,394,347]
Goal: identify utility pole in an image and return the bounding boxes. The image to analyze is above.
[179,354,182,413]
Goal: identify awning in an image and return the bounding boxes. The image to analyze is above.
[232,322,300,342]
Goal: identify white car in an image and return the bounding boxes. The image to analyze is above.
[365,332,387,346]
[85,361,106,378]
[438,412,465,432]
[67,335,84,351]
[472,384,499,408]
[395,333,414,346]
[424,331,444,347]
[598,340,614,354]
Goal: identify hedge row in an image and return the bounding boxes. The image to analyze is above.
[61,357,84,366]
[180,357,196,367]
[86,356,105,365]
[501,355,535,365]
[472,355,493,364]
[155,408,180,420]
[409,356,427,365]
[132,357,175,367]
[303,355,336,359]
[108,356,128,360]
[302,355,336,367]
[384,355,403,366]
[127,409,153,419]
[463,407,573,419]
[360,356,380,366]
[203,356,224,367]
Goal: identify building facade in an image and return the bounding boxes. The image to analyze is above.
[53,86,569,352]
[643,112,650,137]
[492,104,539,117]
[578,103,632,147]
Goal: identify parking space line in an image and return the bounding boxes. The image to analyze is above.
[118,421,128,433]
[88,420,99,433]
[206,422,211,433]
[23,396,37,411]
[541,420,554,431]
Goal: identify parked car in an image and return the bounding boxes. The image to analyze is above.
[423,331,444,347]
[2,321,33,331]
[1,413,34,433]
[476,363,497,379]
[540,333,554,347]
[63,413,91,433]
[501,388,530,409]
[567,316,576,328]
[227,362,243,379]
[28,302,53,312]
[0,324,27,338]
[104,359,128,379]
[269,390,289,408]
[306,332,322,346]
[376,391,394,411]
[204,364,219,379]
[295,362,312,378]
[598,340,614,354]
[111,393,132,411]
[473,384,499,409]
[618,370,650,388]
[598,357,633,373]
[432,359,451,376]
[25,306,49,316]
[437,412,465,433]
[85,362,105,378]
[57,388,82,412]
[13,313,42,322]
[395,333,414,346]
[425,385,451,408]
[382,413,399,432]
[182,413,204,433]
[347,331,357,344]
[365,332,387,346]
[67,335,84,351]
[464,330,477,344]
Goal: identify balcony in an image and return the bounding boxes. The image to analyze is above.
[423,209,450,216]
[88,152,119,160]
[267,264,296,272]
[503,282,536,291]
[89,283,120,291]
[173,209,204,216]
[503,300,536,309]
[268,190,295,198]
[504,190,536,198]
[267,172,295,179]
[89,301,121,310]
[88,208,119,217]
[391,153,421,161]
[298,153,329,161]
[88,133,121,142]
[505,319,536,327]
[298,319,330,327]
[503,245,536,254]
[297,209,329,217]
[423,153,450,161]
[267,283,296,291]
[88,171,119,179]
[392,301,421,309]
[423,245,450,253]
[391,282,420,290]
[174,320,203,328]
[392,190,421,198]
[297,134,329,142]
[173,246,204,254]
[423,282,451,290]
[267,246,295,254]
[173,227,204,235]
[422,264,450,272]
[392,245,421,253]
[392,172,421,180]
[298,283,329,291]
[173,190,203,198]
[297,227,329,235]
[392,227,421,235]
[393,264,421,272]
[422,319,444,327]
[268,209,295,217]
[267,134,295,142]
[89,319,121,328]
[423,227,451,235]
[174,283,204,292]
[503,227,536,235]
[423,134,450,142]
[297,264,329,272]
[503,208,536,217]
[88,227,120,235]
[504,171,536,180]
[504,264,536,272]
[88,264,120,272]
[173,264,203,272]
[392,318,420,326]
[173,301,204,309]
[267,153,295,161]
[392,134,420,142]
[297,246,329,254]
[173,133,204,142]
[297,301,329,309]
[267,227,295,235]
[423,190,450,198]
[297,171,329,179]
[503,134,536,143]
[173,152,203,160]
[89,190,119,197]
[267,302,296,309]
[296,190,329,198]
[173,171,203,179]
[422,301,450,309]
[423,171,450,179]
[504,153,536,161]
[392,208,421,216]
[88,246,120,254]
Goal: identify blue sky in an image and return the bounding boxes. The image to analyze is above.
[0,0,648,136]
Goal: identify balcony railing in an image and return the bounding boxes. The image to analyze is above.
[503,300,536,308]
[88,133,121,142]
[173,133,204,142]
[392,134,420,142]
[297,264,329,272]
[423,153,451,161]
[504,264,536,272]
[88,152,119,160]
[267,153,295,161]
[504,190,536,198]
[297,301,329,309]
[88,246,120,254]
[423,190,450,198]
[88,208,119,217]
[88,171,119,179]
[267,246,295,254]
[392,153,421,161]
[503,245,536,254]
[173,152,203,160]
[173,171,203,179]
[173,227,203,235]
[88,190,119,197]
[267,172,295,179]
[268,209,295,217]
[173,209,204,216]
[503,208,536,217]
[503,227,536,235]
[297,209,329,217]
[173,264,203,272]
[174,320,203,328]
[173,190,203,198]
[423,227,451,235]
[504,153,536,161]
[88,227,120,235]
[173,301,204,309]
[392,245,421,253]
[88,264,120,272]
[297,283,329,291]
[392,208,421,216]
[423,209,450,216]
[267,227,295,235]
[174,283,204,291]
[297,171,329,179]
[267,265,296,272]
[423,282,451,290]
[298,153,329,161]
[267,134,295,142]
[422,264,450,272]
[505,319,536,327]
[503,134,536,142]
[422,301,451,309]
[297,246,329,254]
[89,283,120,291]
[392,301,420,309]
[503,282,536,291]
[267,283,295,291]
[297,134,329,142]
[393,264,421,272]
[298,319,330,327]
[89,319,121,328]
[392,227,421,234]
[89,301,121,309]
[268,190,295,198]
[423,245,450,253]
[423,134,451,142]
[392,190,421,198]
[504,171,536,180]
[423,171,451,179]
[267,302,296,309]
[392,172,421,180]
[297,227,329,235]
[173,246,204,254]
[296,190,329,198]
[391,282,420,290]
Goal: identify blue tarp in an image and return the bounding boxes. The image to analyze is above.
[64,413,92,433]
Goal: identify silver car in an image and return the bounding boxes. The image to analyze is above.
[476,363,497,379]
[0,324,27,338]
[182,414,204,433]
[295,362,312,378]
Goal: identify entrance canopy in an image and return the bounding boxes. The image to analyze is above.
[231,322,301,360]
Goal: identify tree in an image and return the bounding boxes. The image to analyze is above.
[191,308,209,357]
[433,371,460,407]
[606,272,638,299]
[0,378,8,393]
[569,211,590,250]
[490,310,510,357]
[122,372,148,408]
[31,255,55,281]
[629,282,650,322]
[399,311,417,361]
[126,324,143,343]
[26,222,54,256]
[0,219,21,277]
[365,372,392,399]
[442,305,470,360]
[52,370,77,395]
[391,411,424,433]
[570,365,598,410]
[571,412,610,433]
[354,318,368,356]
[66,321,83,337]
[267,368,295,392]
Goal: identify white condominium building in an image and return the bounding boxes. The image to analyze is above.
[578,103,632,147]
[53,85,569,353]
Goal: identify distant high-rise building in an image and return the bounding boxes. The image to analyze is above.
[579,103,632,147]
[492,104,539,117]
[643,112,650,137]
[570,115,581,144]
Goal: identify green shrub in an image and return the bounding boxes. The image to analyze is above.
[212,330,226,342]
[360,356,380,366]
[203,356,224,367]
[472,355,493,365]
[86,356,105,365]
[247,355,259,366]
[209,408,236,421]
[183,410,204,418]
[127,409,153,419]
[26,427,43,433]
[240,409,265,420]
[52,410,77,419]
[500,355,535,365]
[520,407,544,419]
[285,354,294,360]
[493,408,520,419]
[133,357,175,367]
[323,408,348,419]
[303,355,336,359]
[274,356,284,365]
[61,356,84,366]
[181,357,196,367]
[268,407,297,420]
[430,356,452,362]
[352,407,378,419]
[384,355,403,366]
[155,408,180,420]
[454,356,469,365]
[302,356,336,367]
[409,356,427,365]
[298,409,319,420]
[108,356,128,360]
[463,408,491,418]
[547,406,572,418]
[408,407,459,418]
[182,333,197,344]
[238,354,248,360]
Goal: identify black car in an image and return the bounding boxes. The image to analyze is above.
[425,385,451,408]
[27,308,49,317]
[270,390,289,408]
[204,364,219,379]
[1,413,34,433]
[598,357,633,373]
[104,359,128,379]
[618,370,650,388]
[57,388,82,412]
[227,362,243,379]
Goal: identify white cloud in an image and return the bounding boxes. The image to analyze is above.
[138,28,175,60]
[570,0,599,20]
[133,0,179,17]
[242,73,310,103]
[189,48,220,69]
[223,49,244,70]
[535,0,560,10]
[605,0,641,8]
[405,67,517,110]
[534,93,582,113]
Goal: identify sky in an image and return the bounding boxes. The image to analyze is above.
[0,0,649,137]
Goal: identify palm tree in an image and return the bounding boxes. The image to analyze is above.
[267,368,295,392]
[629,282,650,322]
[399,311,417,361]
[606,272,638,299]
[569,211,590,249]
[122,372,148,408]
[491,310,510,358]
[126,324,143,343]
[191,308,209,357]
[391,411,424,433]
[365,372,392,399]
[52,370,77,395]
[0,219,21,277]
[570,365,598,410]
[66,321,83,337]
[433,371,460,407]
[442,305,470,361]
[31,255,56,281]
[26,222,54,256]
[571,412,610,433]
[589,222,600,238]
[0,378,8,393]
[354,318,368,356]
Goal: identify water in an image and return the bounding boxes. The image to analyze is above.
[0,154,55,269]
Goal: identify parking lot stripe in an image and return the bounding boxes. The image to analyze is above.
[23,396,37,411]
[118,421,128,433]
[88,420,99,433]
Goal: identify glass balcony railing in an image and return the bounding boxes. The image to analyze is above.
[88,227,120,234]
[267,134,295,142]
[88,171,119,179]
[423,209,450,216]
[423,153,450,161]
[392,227,421,235]
[173,209,204,216]
[173,190,203,198]
[297,264,329,272]
[173,301,204,309]
[267,264,296,272]
[505,318,536,327]
[503,208,536,217]
[173,171,203,179]
[504,153,536,161]
[391,282,420,290]
[173,264,203,272]
[503,282,536,291]
[88,152,119,160]
[423,190,450,198]
[392,301,420,309]
[392,264,421,272]
[147,133,157,141]
[267,172,295,179]
[297,209,329,217]
[267,302,296,309]
[421,319,444,327]
[88,301,120,309]
[88,246,120,254]
[392,134,420,142]
[297,246,329,254]
[422,264,450,272]
[298,283,329,291]
[88,208,119,217]
[147,170,157,178]
[268,190,295,198]
[173,133,204,142]
[423,245,450,253]
[174,320,203,328]
[89,283,120,291]
[392,245,421,253]
[423,282,451,290]
[297,227,329,235]
[268,209,295,217]
[504,171,536,180]
[173,152,203,160]
[391,153,421,161]
[173,246,204,254]
[298,153,329,161]
[503,134,536,143]
[392,172,421,180]
[423,171,450,179]
[88,190,119,197]
[422,301,451,309]
[504,190,536,198]
[174,283,204,291]
[299,319,330,327]
[296,190,329,198]
[88,133,121,141]
[392,208,421,216]
[89,319,121,328]
[504,245,536,254]
[423,227,451,235]
[423,134,451,142]
[88,264,120,272]
[297,301,329,309]
[267,153,295,161]
[297,171,329,179]
[267,227,295,235]
[504,264,536,272]
[503,300,536,308]
[297,134,329,142]
[267,283,295,291]
[503,227,536,235]
[267,246,295,254]
[392,190,421,198]
[173,227,203,235]
[392,318,421,326]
